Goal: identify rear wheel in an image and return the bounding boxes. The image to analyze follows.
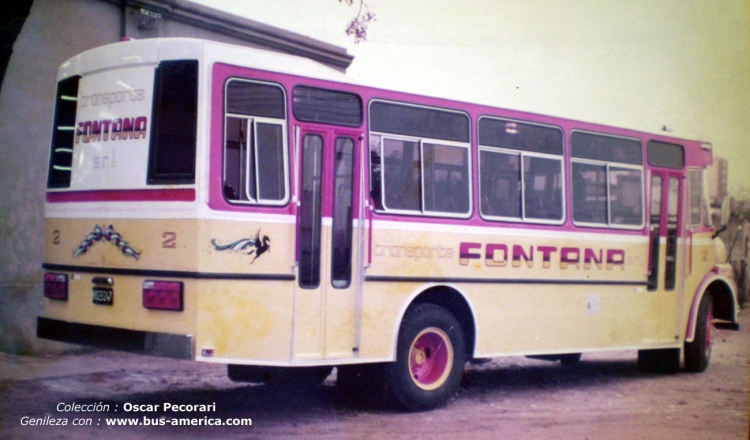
[684,294,714,372]
[386,303,466,411]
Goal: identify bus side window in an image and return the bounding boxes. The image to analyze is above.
[369,101,472,217]
[688,169,703,227]
[223,117,251,201]
[223,79,288,205]
[479,150,521,218]
[648,175,662,291]
[369,135,384,210]
[570,131,644,228]
[609,168,643,225]
[523,155,563,221]
[572,162,608,224]
[477,117,563,223]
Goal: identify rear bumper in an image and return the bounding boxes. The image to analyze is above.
[37,317,193,360]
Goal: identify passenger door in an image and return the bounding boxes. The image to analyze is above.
[648,171,683,340]
[294,126,364,360]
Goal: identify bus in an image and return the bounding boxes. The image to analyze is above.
[38,38,740,411]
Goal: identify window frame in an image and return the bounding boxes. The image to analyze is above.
[647,140,685,170]
[570,130,645,230]
[147,59,199,185]
[687,167,706,228]
[292,85,363,127]
[47,75,81,189]
[368,99,473,219]
[477,116,566,225]
[369,99,471,143]
[222,78,290,207]
[372,133,473,218]
[330,136,356,289]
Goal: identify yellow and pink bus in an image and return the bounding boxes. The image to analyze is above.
[38,38,740,410]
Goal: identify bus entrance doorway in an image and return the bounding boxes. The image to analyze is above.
[294,127,364,360]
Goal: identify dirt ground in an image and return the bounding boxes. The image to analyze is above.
[1,310,748,440]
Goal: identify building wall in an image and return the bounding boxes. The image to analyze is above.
[0,0,351,354]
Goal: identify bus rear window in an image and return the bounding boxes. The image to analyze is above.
[47,76,80,189]
[147,60,198,185]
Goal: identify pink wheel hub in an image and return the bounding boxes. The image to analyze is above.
[409,327,454,390]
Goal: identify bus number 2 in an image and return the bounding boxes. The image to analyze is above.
[162,232,177,249]
[52,230,60,245]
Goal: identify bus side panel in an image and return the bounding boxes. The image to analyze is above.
[469,283,656,356]
[196,220,295,277]
[367,225,648,283]
[194,219,296,362]
[356,279,662,360]
[194,279,294,362]
[358,225,676,359]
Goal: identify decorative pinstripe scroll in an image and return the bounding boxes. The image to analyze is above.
[73,224,141,260]
[211,229,270,264]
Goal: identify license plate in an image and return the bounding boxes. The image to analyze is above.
[92,287,113,305]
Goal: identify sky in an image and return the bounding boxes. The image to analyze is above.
[192,0,750,195]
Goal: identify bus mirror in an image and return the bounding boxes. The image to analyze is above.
[713,196,731,239]
[720,196,731,227]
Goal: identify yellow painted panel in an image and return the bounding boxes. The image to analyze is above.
[195,280,293,362]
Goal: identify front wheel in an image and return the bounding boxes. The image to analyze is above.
[386,303,466,411]
[684,294,714,372]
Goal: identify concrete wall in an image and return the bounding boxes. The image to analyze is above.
[0,0,351,354]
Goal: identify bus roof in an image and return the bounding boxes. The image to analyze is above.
[58,37,357,86]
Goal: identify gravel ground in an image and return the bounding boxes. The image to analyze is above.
[0,308,747,439]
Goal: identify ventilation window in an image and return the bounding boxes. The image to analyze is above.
[47,76,80,189]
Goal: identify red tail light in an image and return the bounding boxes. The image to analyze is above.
[142,281,183,311]
[44,273,68,300]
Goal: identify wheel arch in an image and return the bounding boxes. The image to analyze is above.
[685,272,738,342]
[392,284,477,360]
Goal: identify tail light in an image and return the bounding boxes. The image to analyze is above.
[44,273,68,300]
[142,280,183,311]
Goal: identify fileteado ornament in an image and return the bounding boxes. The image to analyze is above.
[73,224,141,260]
[211,229,270,264]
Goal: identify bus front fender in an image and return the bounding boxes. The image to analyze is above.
[685,265,739,343]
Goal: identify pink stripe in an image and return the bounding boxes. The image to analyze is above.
[46,189,196,203]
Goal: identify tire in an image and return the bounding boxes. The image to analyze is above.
[385,303,466,411]
[637,348,680,374]
[684,294,714,373]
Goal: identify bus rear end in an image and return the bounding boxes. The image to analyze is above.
[38,39,202,359]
